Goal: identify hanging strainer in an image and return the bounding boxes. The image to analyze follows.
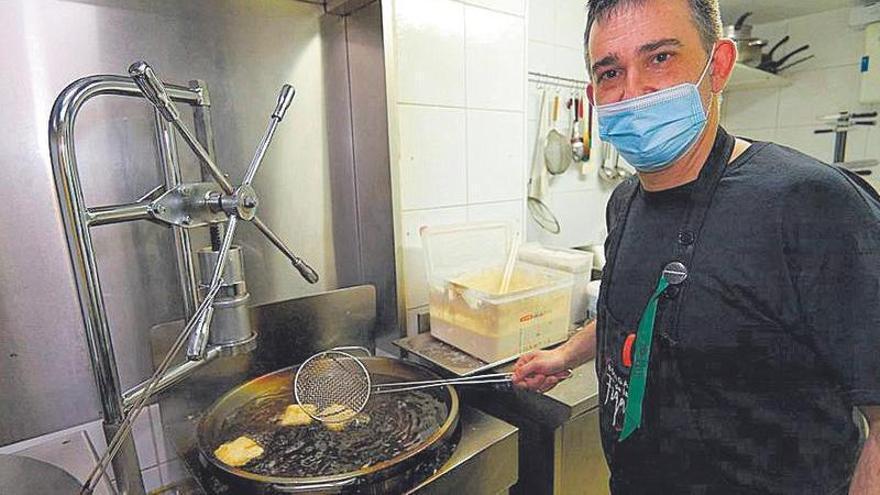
[294,350,543,423]
[527,197,561,234]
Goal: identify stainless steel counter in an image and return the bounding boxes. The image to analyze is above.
[406,406,517,495]
[396,333,601,427]
[491,359,600,427]
[461,361,607,495]
[395,333,608,495]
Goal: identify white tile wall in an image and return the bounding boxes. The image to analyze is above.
[553,0,587,50]
[131,409,158,470]
[465,6,526,111]
[466,199,525,238]
[142,465,163,492]
[554,46,589,81]
[467,109,526,203]
[527,188,608,248]
[394,0,466,107]
[150,403,175,466]
[463,0,525,17]
[527,0,555,44]
[390,0,529,325]
[525,0,611,250]
[527,40,555,74]
[397,104,468,210]
[158,459,188,486]
[723,7,879,167]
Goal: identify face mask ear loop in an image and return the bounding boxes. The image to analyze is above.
[696,48,716,88]
[694,47,717,116]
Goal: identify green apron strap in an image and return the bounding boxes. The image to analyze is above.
[619,275,670,442]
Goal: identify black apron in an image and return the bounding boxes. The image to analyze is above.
[595,128,737,493]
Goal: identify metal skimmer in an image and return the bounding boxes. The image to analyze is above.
[294,350,516,423]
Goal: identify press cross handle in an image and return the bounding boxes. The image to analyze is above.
[128,61,180,122]
[129,61,234,194]
[242,84,295,186]
[252,216,320,283]
[128,61,318,284]
[273,84,296,121]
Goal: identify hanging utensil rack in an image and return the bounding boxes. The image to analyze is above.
[528,71,588,90]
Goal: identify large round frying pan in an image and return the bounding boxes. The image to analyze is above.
[197,357,460,494]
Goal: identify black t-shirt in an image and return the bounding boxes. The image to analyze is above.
[596,131,880,494]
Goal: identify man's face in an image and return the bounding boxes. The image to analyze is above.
[587,0,715,106]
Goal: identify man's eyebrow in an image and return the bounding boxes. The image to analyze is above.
[591,54,620,73]
[639,38,683,53]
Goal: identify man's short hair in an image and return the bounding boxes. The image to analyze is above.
[584,0,723,71]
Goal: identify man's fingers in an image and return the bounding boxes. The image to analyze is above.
[522,374,547,391]
[540,375,560,392]
[517,358,550,380]
[514,352,538,370]
[551,369,572,380]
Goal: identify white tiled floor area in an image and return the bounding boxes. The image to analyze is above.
[0,403,185,493]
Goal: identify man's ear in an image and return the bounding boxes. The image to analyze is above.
[711,39,738,93]
[587,83,595,105]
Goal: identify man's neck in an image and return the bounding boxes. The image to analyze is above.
[638,107,721,192]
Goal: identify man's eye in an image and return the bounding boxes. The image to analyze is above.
[599,69,618,81]
[653,53,671,64]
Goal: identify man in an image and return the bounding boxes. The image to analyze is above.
[512,0,880,493]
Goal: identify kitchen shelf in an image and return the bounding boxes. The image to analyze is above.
[726,63,789,92]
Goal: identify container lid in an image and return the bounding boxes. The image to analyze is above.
[518,243,593,273]
[420,222,511,281]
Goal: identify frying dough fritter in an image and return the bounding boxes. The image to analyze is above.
[320,404,356,431]
[214,436,264,467]
[278,404,318,426]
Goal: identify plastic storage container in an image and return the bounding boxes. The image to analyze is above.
[421,222,573,363]
[518,243,593,327]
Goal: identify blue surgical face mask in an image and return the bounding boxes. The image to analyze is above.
[596,53,715,173]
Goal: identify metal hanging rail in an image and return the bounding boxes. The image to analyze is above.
[527,71,589,90]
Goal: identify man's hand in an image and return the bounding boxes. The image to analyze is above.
[512,349,570,393]
[512,320,598,393]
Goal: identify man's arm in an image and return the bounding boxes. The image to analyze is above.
[850,406,880,495]
[512,320,597,392]
[558,319,598,368]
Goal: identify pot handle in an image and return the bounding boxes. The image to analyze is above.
[271,477,357,493]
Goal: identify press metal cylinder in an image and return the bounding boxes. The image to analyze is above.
[198,246,247,295]
[197,245,255,347]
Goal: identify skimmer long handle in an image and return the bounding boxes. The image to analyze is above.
[372,373,514,394]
